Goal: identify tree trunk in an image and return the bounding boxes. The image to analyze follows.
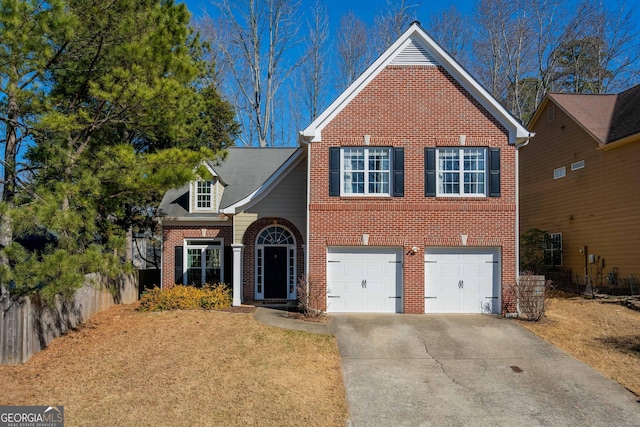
[0,90,19,264]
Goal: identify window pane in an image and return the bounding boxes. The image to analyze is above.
[368,148,390,171]
[344,172,364,194]
[205,248,221,283]
[439,149,459,171]
[343,148,365,171]
[439,172,459,194]
[464,172,485,194]
[369,171,389,194]
[464,149,484,171]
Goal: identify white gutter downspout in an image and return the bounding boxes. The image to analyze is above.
[510,135,532,317]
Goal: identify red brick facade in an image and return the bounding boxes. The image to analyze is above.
[240,217,305,302]
[307,65,518,314]
[162,219,305,303]
[161,225,233,288]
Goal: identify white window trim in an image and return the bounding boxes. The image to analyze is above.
[182,238,224,286]
[192,179,217,212]
[340,147,392,197]
[571,160,585,171]
[548,106,555,122]
[436,147,487,197]
[554,166,566,179]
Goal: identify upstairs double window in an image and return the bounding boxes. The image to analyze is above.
[425,147,500,197]
[342,147,391,195]
[437,148,486,196]
[329,147,404,197]
[328,145,500,198]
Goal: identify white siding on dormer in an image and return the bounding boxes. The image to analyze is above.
[214,179,224,210]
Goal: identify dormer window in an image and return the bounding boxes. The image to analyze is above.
[191,179,220,212]
[196,180,213,209]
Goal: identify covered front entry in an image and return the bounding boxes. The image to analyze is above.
[424,247,501,314]
[326,247,403,313]
[255,226,296,301]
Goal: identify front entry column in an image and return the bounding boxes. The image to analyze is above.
[231,244,244,306]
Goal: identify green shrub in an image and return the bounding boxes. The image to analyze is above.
[139,283,232,312]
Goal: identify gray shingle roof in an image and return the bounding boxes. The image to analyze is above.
[158,147,299,219]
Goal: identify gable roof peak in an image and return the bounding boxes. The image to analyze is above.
[300,20,531,145]
[533,85,640,145]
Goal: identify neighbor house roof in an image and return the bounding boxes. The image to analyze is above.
[158,147,300,221]
[300,21,532,145]
[530,85,640,146]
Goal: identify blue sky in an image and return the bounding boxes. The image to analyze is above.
[182,0,631,30]
[184,0,479,28]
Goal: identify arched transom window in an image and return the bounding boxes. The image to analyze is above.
[257,226,294,245]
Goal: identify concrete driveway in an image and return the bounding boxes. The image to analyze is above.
[330,314,640,427]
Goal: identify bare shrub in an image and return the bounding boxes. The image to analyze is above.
[296,277,325,318]
[509,273,553,321]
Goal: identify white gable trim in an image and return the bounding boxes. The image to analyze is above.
[221,146,307,214]
[300,22,531,145]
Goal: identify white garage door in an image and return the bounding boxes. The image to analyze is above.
[424,247,501,314]
[326,247,403,313]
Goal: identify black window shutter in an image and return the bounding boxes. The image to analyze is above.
[224,246,233,285]
[174,246,183,284]
[392,147,404,197]
[425,148,436,197]
[489,148,500,197]
[329,147,340,196]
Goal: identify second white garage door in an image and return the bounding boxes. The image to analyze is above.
[424,247,501,314]
[326,247,403,313]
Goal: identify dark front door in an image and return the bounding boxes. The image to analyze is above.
[264,246,288,299]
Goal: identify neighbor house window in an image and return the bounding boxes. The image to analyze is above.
[437,148,486,196]
[553,166,566,179]
[548,106,555,122]
[545,233,562,266]
[341,147,391,195]
[571,160,585,171]
[183,239,223,286]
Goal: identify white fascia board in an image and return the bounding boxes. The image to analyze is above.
[221,147,307,214]
[302,22,532,145]
[161,215,229,226]
[302,34,414,142]
[200,160,229,187]
[410,27,532,145]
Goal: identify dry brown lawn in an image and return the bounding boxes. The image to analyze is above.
[0,304,348,427]
[518,296,640,396]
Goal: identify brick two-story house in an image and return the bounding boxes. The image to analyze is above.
[158,22,532,314]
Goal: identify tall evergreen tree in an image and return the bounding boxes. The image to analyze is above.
[1,0,238,298]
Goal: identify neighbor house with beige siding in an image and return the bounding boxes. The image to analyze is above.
[520,85,640,288]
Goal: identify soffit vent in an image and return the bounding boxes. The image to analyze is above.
[391,38,438,66]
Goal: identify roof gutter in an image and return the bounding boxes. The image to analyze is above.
[598,133,640,151]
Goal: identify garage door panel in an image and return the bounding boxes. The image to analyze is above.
[425,248,501,314]
[327,247,403,313]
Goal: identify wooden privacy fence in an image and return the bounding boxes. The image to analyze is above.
[0,272,138,365]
